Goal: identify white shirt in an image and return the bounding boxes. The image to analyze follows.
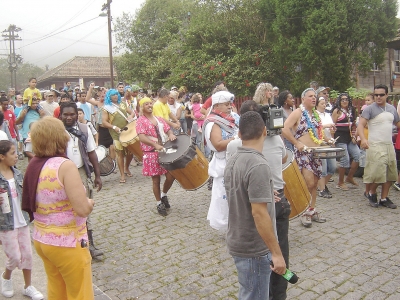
[8,178,27,229]
[66,124,96,168]
[0,130,8,141]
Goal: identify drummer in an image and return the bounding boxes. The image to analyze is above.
[282,88,332,228]
[136,97,177,216]
[102,89,136,183]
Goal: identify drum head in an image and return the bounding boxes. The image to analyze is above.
[95,146,107,161]
[282,148,294,171]
[158,134,195,170]
[119,121,137,143]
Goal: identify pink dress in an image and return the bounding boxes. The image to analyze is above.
[33,157,88,247]
[192,103,204,128]
[136,116,171,176]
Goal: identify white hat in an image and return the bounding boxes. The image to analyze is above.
[273,86,279,90]
[170,86,177,91]
[212,91,234,106]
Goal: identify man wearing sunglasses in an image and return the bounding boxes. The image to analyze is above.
[358,84,400,209]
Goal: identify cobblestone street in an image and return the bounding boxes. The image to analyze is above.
[89,164,400,300]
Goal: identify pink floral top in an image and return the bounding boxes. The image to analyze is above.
[136,116,170,151]
[32,157,88,247]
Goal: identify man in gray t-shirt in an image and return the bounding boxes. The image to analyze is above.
[358,84,400,209]
[224,111,285,300]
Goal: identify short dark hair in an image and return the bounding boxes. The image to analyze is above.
[0,140,14,156]
[0,96,8,103]
[60,102,78,115]
[239,111,265,141]
[240,100,261,115]
[77,108,84,114]
[278,91,291,108]
[374,84,388,94]
[28,77,36,82]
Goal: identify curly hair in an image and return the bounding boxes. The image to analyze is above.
[104,89,121,105]
[253,82,273,105]
[332,93,356,121]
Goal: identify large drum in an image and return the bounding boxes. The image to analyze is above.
[158,134,209,191]
[95,145,116,176]
[119,120,143,161]
[282,149,310,219]
[308,146,345,159]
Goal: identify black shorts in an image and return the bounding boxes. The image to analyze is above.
[396,149,400,171]
[98,126,113,148]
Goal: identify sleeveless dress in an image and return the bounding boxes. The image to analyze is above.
[294,112,322,178]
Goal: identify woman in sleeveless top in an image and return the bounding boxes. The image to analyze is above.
[23,117,94,299]
[331,93,360,191]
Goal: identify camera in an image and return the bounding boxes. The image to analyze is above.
[260,104,284,136]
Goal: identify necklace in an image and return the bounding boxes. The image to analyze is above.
[300,104,324,144]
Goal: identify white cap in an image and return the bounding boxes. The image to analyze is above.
[273,86,279,90]
[211,91,234,106]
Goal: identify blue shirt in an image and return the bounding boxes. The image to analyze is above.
[21,110,40,139]
[77,102,92,121]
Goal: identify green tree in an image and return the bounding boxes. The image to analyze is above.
[0,59,45,91]
[261,0,398,94]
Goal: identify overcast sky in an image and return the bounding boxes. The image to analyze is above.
[0,0,146,69]
[1,0,400,70]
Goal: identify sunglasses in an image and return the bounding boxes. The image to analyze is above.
[374,93,386,97]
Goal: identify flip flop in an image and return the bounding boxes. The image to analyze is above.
[124,172,133,177]
[119,179,126,183]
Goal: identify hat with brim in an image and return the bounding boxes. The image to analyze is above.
[316,86,330,95]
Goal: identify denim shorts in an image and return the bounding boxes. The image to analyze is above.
[322,158,336,176]
[232,253,272,300]
[336,142,360,168]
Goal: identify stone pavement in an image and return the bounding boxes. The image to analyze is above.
[4,158,400,299]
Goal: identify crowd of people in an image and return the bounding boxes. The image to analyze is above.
[0,78,398,300]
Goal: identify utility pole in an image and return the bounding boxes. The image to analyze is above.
[2,25,22,90]
[101,0,114,88]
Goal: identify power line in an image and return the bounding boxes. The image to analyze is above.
[31,23,106,64]
[17,16,101,50]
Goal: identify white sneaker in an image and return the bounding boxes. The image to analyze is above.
[1,272,14,298]
[22,285,43,300]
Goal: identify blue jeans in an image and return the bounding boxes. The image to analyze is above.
[322,158,336,177]
[336,142,360,168]
[233,252,272,300]
[179,118,187,135]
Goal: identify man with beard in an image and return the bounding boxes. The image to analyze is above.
[60,102,103,258]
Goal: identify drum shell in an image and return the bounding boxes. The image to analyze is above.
[119,121,144,161]
[158,134,209,190]
[282,149,310,219]
[95,146,116,176]
[310,147,345,159]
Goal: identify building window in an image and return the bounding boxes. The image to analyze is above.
[395,50,400,73]
[371,62,380,71]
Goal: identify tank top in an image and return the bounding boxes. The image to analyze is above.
[33,157,88,247]
[334,110,352,144]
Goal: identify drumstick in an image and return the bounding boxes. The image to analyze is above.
[156,145,178,152]
[121,127,128,131]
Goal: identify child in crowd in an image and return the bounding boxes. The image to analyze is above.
[191,93,204,133]
[24,122,35,162]
[0,140,43,299]
[77,108,98,142]
[22,78,41,106]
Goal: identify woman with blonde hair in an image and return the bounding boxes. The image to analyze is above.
[22,116,94,299]
[253,82,274,105]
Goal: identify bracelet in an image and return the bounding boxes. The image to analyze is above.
[112,125,116,130]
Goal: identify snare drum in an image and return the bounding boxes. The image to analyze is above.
[308,146,345,159]
[282,149,310,219]
[119,120,144,161]
[95,145,116,176]
[158,134,209,191]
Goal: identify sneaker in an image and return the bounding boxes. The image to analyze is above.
[161,196,170,209]
[393,182,400,191]
[311,210,326,223]
[318,190,332,198]
[368,193,378,208]
[1,272,13,298]
[379,197,397,209]
[22,285,43,300]
[157,203,167,216]
[324,186,332,196]
[300,212,312,228]
[363,192,369,200]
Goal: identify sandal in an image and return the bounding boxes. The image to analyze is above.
[124,172,133,177]
[345,179,359,187]
[119,179,126,183]
[336,183,349,191]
